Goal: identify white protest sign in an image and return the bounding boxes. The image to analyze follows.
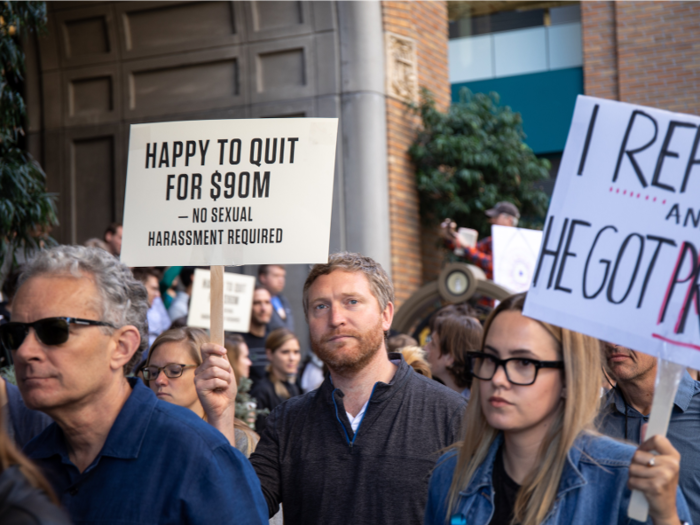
[523,95,700,370]
[186,269,256,333]
[120,118,338,267]
[492,225,543,293]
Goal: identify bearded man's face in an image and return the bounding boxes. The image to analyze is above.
[306,270,392,375]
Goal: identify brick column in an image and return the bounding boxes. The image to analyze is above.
[381,1,450,306]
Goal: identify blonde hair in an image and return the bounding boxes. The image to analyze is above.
[399,346,432,378]
[265,328,299,400]
[446,293,601,525]
[146,327,208,369]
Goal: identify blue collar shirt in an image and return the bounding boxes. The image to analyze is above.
[598,370,700,525]
[23,378,268,525]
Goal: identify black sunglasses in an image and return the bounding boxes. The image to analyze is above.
[0,317,116,351]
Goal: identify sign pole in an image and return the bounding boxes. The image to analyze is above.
[627,350,685,521]
[210,265,224,346]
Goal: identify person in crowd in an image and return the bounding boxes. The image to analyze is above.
[224,334,262,429]
[2,245,267,524]
[168,266,195,322]
[131,267,170,349]
[159,266,181,310]
[0,375,51,449]
[143,327,260,457]
[0,404,71,525]
[258,265,294,332]
[103,222,122,257]
[244,252,466,524]
[598,341,700,524]
[424,311,482,398]
[226,334,252,383]
[298,350,325,393]
[249,329,302,434]
[440,201,520,280]
[236,286,273,381]
[83,238,110,252]
[387,333,418,353]
[398,346,432,378]
[425,293,690,525]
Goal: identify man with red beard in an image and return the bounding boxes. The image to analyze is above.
[249,252,466,525]
[597,342,700,525]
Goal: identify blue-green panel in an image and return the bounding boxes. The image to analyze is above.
[451,67,583,155]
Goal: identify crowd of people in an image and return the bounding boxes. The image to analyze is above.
[0,221,696,525]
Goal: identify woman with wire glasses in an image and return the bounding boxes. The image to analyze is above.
[143,327,259,457]
[424,293,690,525]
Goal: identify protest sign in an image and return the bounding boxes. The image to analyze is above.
[186,269,256,333]
[523,95,700,370]
[120,118,338,267]
[492,225,543,293]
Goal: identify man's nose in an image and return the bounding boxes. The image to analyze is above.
[329,305,346,326]
[14,329,44,363]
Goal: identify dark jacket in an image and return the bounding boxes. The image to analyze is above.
[0,465,72,525]
[249,373,301,434]
[249,354,467,525]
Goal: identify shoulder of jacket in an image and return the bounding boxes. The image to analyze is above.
[406,372,468,408]
[576,433,636,467]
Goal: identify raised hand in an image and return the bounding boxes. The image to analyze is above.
[195,342,237,446]
[439,218,458,243]
[628,435,681,525]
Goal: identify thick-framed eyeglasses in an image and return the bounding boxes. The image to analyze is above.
[142,363,197,381]
[0,317,116,351]
[468,352,564,386]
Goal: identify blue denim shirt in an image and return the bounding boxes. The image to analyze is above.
[598,371,700,525]
[425,432,692,525]
[23,378,268,525]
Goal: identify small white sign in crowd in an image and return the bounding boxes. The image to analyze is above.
[187,269,256,333]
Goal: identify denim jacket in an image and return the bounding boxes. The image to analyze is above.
[425,432,692,525]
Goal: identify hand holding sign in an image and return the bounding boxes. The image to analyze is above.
[195,342,237,446]
[628,435,682,525]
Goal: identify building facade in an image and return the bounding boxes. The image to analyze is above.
[24,1,451,345]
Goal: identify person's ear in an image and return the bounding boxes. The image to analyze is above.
[561,387,567,399]
[381,301,394,332]
[109,325,141,371]
[265,348,273,361]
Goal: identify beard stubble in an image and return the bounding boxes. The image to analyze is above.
[310,318,385,375]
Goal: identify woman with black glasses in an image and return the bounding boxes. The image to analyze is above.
[425,293,690,525]
[143,327,259,457]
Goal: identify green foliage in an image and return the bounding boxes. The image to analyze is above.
[0,2,57,285]
[409,88,551,238]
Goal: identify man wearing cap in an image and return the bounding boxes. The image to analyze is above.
[440,201,520,279]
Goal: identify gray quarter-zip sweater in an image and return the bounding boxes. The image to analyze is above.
[250,354,467,525]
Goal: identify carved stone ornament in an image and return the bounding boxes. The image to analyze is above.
[385,32,418,104]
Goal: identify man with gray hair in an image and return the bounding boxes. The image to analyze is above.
[249,252,467,525]
[1,245,267,524]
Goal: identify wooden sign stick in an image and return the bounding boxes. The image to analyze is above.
[627,352,685,521]
[210,265,224,346]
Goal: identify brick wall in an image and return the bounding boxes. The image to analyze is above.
[582,1,700,114]
[381,1,450,306]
